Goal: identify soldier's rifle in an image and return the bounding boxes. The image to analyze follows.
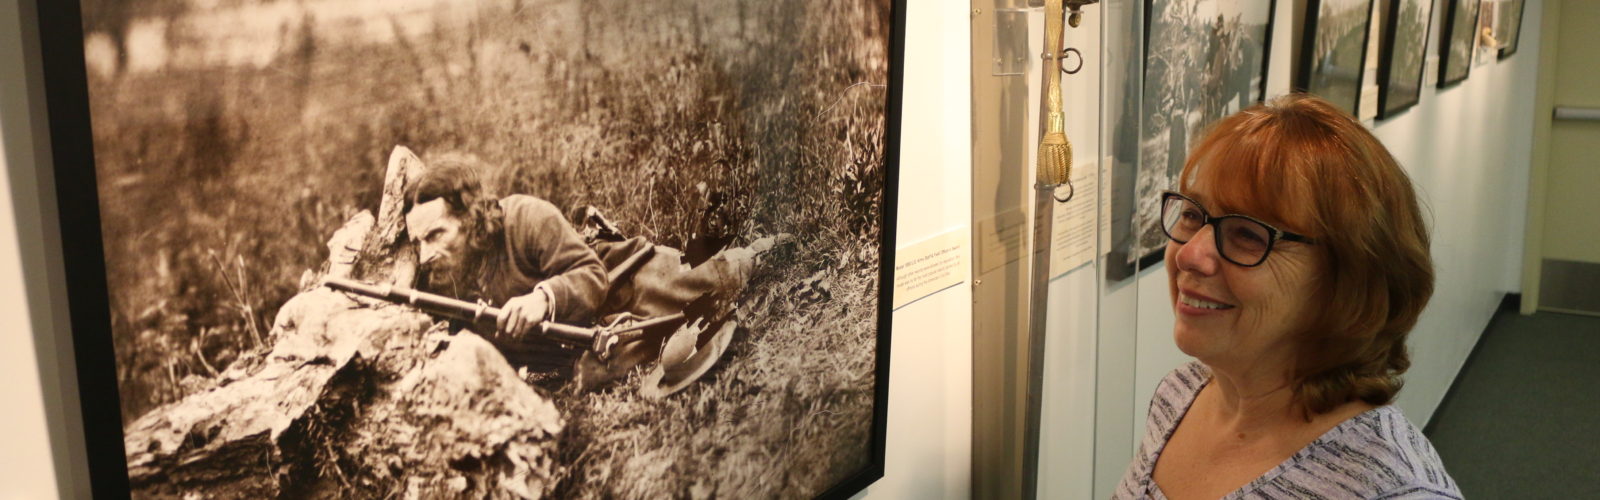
[323,277,682,360]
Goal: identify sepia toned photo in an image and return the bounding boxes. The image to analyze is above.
[1438,0,1481,87]
[51,0,900,497]
[1128,0,1275,275]
[1378,0,1436,119]
[1300,0,1375,117]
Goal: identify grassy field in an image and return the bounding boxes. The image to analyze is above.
[86,0,891,496]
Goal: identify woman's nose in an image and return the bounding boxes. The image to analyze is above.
[1175,225,1221,275]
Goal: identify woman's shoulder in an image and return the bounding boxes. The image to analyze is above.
[1139,362,1212,445]
[1116,362,1214,499]
[1300,405,1461,498]
[1150,361,1210,409]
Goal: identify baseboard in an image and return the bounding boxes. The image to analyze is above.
[1421,292,1520,435]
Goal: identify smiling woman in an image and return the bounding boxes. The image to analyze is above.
[1113,94,1459,500]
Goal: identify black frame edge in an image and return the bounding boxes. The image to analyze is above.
[1355,0,1376,117]
[1296,0,1321,95]
[30,0,133,498]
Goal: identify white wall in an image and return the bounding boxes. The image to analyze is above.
[1,0,90,497]
[1120,0,1542,491]
[0,85,66,500]
[858,0,974,498]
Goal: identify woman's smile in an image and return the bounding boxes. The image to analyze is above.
[1176,289,1236,313]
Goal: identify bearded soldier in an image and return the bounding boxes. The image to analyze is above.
[403,154,606,372]
[401,153,778,389]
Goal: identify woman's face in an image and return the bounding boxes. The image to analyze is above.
[1164,180,1325,373]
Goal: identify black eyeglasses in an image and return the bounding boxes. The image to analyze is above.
[1159,191,1316,267]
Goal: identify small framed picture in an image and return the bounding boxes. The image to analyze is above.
[1438,0,1483,87]
[1377,0,1437,119]
[1498,0,1528,59]
[1299,0,1378,117]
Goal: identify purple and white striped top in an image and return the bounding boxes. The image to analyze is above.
[1113,361,1462,500]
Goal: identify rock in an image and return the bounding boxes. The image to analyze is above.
[352,145,424,286]
[120,146,564,498]
[123,288,565,498]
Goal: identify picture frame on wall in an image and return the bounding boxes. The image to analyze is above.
[1474,0,1501,65]
[1299,0,1377,117]
[1124,0,1276,280]
[1377,0,1437,119]
[1438,0,1483,88]
[1497,0,1527,59]
[33,0,903,498]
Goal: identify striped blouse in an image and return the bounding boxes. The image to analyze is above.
[1113,362,1462,499]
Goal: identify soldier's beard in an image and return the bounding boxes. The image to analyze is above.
[418,244,491,302]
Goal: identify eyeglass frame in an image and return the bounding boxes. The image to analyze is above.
[1158,191,1317,267]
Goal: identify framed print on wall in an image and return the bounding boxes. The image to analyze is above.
[1438,0,1482,88]
[1498,0,1527,59]
[1473,0,1500,65]
[1299,0,1377,117]
[1125,0,1276,280]
[34,0,904,498]
[1377,0,1437,119]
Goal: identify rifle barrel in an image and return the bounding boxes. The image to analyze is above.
[323,277,690,350]
[325,277,503,323]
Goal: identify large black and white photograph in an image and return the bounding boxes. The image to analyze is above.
[1128,0,1274,276]
[1378,0,1436,118]
[1438,0,1482,87]
[44,0,900,497]
[1300,0,1376,117]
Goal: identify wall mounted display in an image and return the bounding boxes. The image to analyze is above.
[1497,0,1526,59]
[1438,0,1482,87]
[35,0,902,498]
[1474,0,1500,64]
[1377,0,1437,119]
[1299,0,1377,117]
[1123,0,1276,278]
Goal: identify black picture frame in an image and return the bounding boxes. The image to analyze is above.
[1498,0,1527,59]
[30,0,903,498]
[1377,0,1438,119]
[1126,0,1277,280]
[1299,0,1377,118]
[1438,0,1482,88]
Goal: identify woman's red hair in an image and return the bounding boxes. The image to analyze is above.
[1179,94,1434,417]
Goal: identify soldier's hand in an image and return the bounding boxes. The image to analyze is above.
[498,291,550,338]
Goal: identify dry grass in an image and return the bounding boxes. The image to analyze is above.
[87,0,890,497]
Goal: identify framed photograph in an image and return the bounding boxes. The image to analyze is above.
[1438,0,1482,88]
[34,0,903,498]
[1126,0,1277,279]
[1497,0,1527,59]
[1377,0,1437,119]
[1299,0,1377,117]
[1474,0,1500,65]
